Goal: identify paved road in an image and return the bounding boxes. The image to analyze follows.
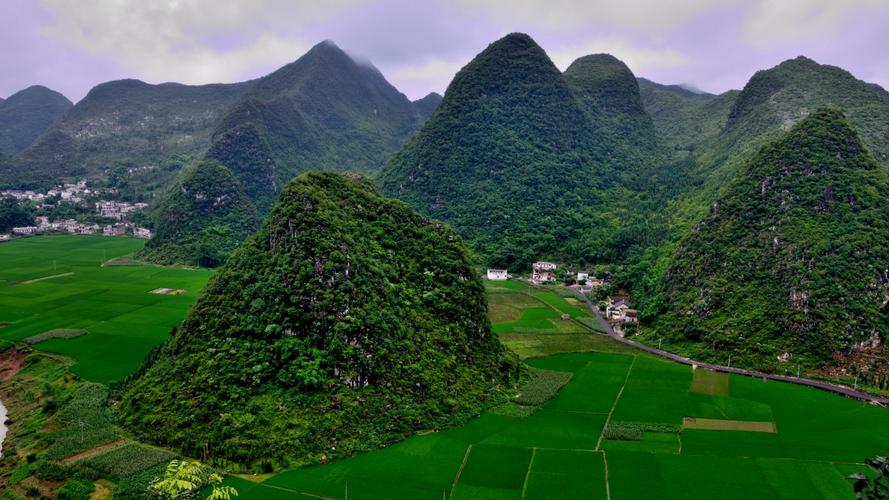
[567,288,889,406]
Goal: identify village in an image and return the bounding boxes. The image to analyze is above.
[0,179,152,242]
[486,261,638,335]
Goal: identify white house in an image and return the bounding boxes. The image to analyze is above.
[532,261,557,282]
[0,234,10,241]
[577,271,589,283]
[606,298,630,321]
[12,226,38,235]
[487,269,508,280]
[134,227,152,239]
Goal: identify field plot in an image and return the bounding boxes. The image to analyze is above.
[0,236,212,382]
[245,348,889,499]
[485,280,631,359]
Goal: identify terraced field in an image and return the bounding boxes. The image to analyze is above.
[225,281,889,499]
[0,235,212,383]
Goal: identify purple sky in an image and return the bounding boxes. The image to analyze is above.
[3,0,889,103]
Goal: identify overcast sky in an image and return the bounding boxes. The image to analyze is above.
[2,0,888,102]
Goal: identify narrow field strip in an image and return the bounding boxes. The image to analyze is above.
[19,272,74,284]
[60,438,127,465]
[448,444,473,499]
[602,450,611,500]
[682,417,777,433]
[596,356,637,451]
[520,447,537,499]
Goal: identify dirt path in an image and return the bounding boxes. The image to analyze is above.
[19,272,73,284]
[61,439,127,465]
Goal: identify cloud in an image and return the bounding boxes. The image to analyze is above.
[454,0,728,32]
[744,0,887,45]
[388,57,468,95]
[37,0,361,84]
[549,38,688,73]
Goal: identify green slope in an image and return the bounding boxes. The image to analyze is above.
[116,171,518,469]
[637,78,739,154]
[379,33,648,268]
[207,41,429,212]
[652,109,889,369]
[0,85,72,155]
[17,79,253,186]
[137,160,258,267]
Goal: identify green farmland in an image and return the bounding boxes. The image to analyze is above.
[1,242,886,500]
[0,235,212,383]
[226,349,889,499]
[219,280,889,499]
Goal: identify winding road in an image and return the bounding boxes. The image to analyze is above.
[567,288,889,406]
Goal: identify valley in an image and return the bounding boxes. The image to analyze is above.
[1,10,887,498]
[0,236,886,499]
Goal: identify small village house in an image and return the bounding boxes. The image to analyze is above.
[532,261,557,282]
[12,226,38,235]
[606,297,630,321]
[134,227,152,239]
[486,269,508,280]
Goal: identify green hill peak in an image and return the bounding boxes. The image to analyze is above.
[117,171,518,467]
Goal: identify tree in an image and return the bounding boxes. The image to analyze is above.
[148,460,237,500]
[849,456,889,500]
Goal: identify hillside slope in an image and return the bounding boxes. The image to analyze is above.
[18,79,253,185]
[653,109,889,369]
[379,33,609,267]
[0,85,72,155]
[137,160,258,267]
[206,41,428,212]
[116,171,517,468]
[637,78,739,153]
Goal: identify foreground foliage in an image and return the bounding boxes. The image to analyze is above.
[117,172,519,469]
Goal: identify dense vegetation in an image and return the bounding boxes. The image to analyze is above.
[117,172,519,469]
[0,85,72,155]
[207,41,431,213]
[137,160,258,267]
[412,92,443,119]
[16,79,253,188]
[650,109,889,369]
[637,78,738,155]
[0,196,33,232]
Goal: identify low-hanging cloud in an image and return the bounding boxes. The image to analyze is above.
[37,0,361,84]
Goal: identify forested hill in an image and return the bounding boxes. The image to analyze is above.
[116,171,518,468]
[637,78,739,154]
[137,160,258,268]
[412,92,443,118]
[565,54,658,160]
[0,85,72,155]
[379,33,668,268]
[652,109,889,370]
[693,56,889,194]
[206,40,429,213]
[16,78,253,187]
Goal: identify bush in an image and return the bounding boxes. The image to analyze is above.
[55,479,95,500]
[603,421,680,441]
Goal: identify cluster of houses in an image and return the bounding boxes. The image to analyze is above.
[486,261,608,289]
[0,179,93,205]
[5,217,152,241]
[96,200,148,220]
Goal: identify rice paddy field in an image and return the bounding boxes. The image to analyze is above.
[1,239,886,499]
[0,235,212,383]
[224,280,889,500]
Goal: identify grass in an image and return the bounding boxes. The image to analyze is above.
[0,235,213,383]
